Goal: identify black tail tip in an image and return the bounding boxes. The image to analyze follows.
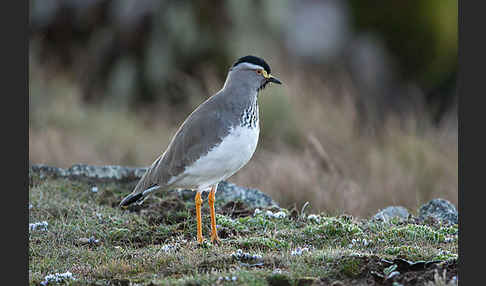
[119,193,143,208]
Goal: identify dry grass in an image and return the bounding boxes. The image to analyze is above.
[234,72,457,216]
[29,60,457,218]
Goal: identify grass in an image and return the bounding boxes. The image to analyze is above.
[29,177,457,285]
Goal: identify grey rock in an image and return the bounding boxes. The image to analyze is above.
[30,164,148,182]
[171,181,278,208]
[216,181,278,208]
[373,206,410,222]
[418,199,458,225]
[29,164,278,208]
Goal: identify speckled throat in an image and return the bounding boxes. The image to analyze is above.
[240,98,259,128]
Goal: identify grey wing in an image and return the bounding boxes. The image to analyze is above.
[119,94,237,207]
[118,112,212,208]
[160,102,234,181]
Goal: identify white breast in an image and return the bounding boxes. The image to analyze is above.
[170,125,260,190]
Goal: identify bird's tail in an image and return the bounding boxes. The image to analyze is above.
[119,157,162,208]
[119,184,160,207]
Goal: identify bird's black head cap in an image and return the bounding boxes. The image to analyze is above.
[233,55,271,74]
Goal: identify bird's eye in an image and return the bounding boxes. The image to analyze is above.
[256,70,262,74]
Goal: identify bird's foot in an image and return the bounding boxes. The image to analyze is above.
[210,234,221,245]
[197,234,205,244]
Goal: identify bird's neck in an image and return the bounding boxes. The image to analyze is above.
[240,97,259,128]
[220,71,260,128]
[222,71,260,95]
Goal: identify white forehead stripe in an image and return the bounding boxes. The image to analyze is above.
[234,62,265,71]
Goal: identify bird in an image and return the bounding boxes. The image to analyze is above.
[119,55,282,244]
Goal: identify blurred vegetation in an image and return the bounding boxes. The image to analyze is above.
[29,0,457,216]
[350,1,457,86]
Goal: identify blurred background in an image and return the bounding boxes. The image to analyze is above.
[29,0,457,217]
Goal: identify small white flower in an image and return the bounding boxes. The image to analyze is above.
[29,221,48,232]
[307,214,321,222]
[218,276,237,282]
[89,237,100,244]
[273,211,287,219]
[349,238,370,248]
[231,249,262,261]
[40,271,75,285]
[445,237,455,243]
[291,247,309,256]
[160,244,177,253]
[91,186,98,193]
[265,210,274,217]
[437,250,453,256]
[254,208,261,215]
[252,254,263,260]
[261,209,288,219]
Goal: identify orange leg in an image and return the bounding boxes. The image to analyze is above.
[209,185,221,244]
[195,192,204,244]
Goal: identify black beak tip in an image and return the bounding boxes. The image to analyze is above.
[269,77,282,85]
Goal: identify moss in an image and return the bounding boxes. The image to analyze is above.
[339,256,363,278]
[434,250,458,261]
[216,214,248,232]
[301,217,362,247]
[242,215,277,230]
[384,245,425,261]
[236,237,289,251]
[321,218,363,238]
[437,225,458,236]
[382,224,445,244]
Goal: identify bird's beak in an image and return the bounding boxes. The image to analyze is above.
[267,75,282,84]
